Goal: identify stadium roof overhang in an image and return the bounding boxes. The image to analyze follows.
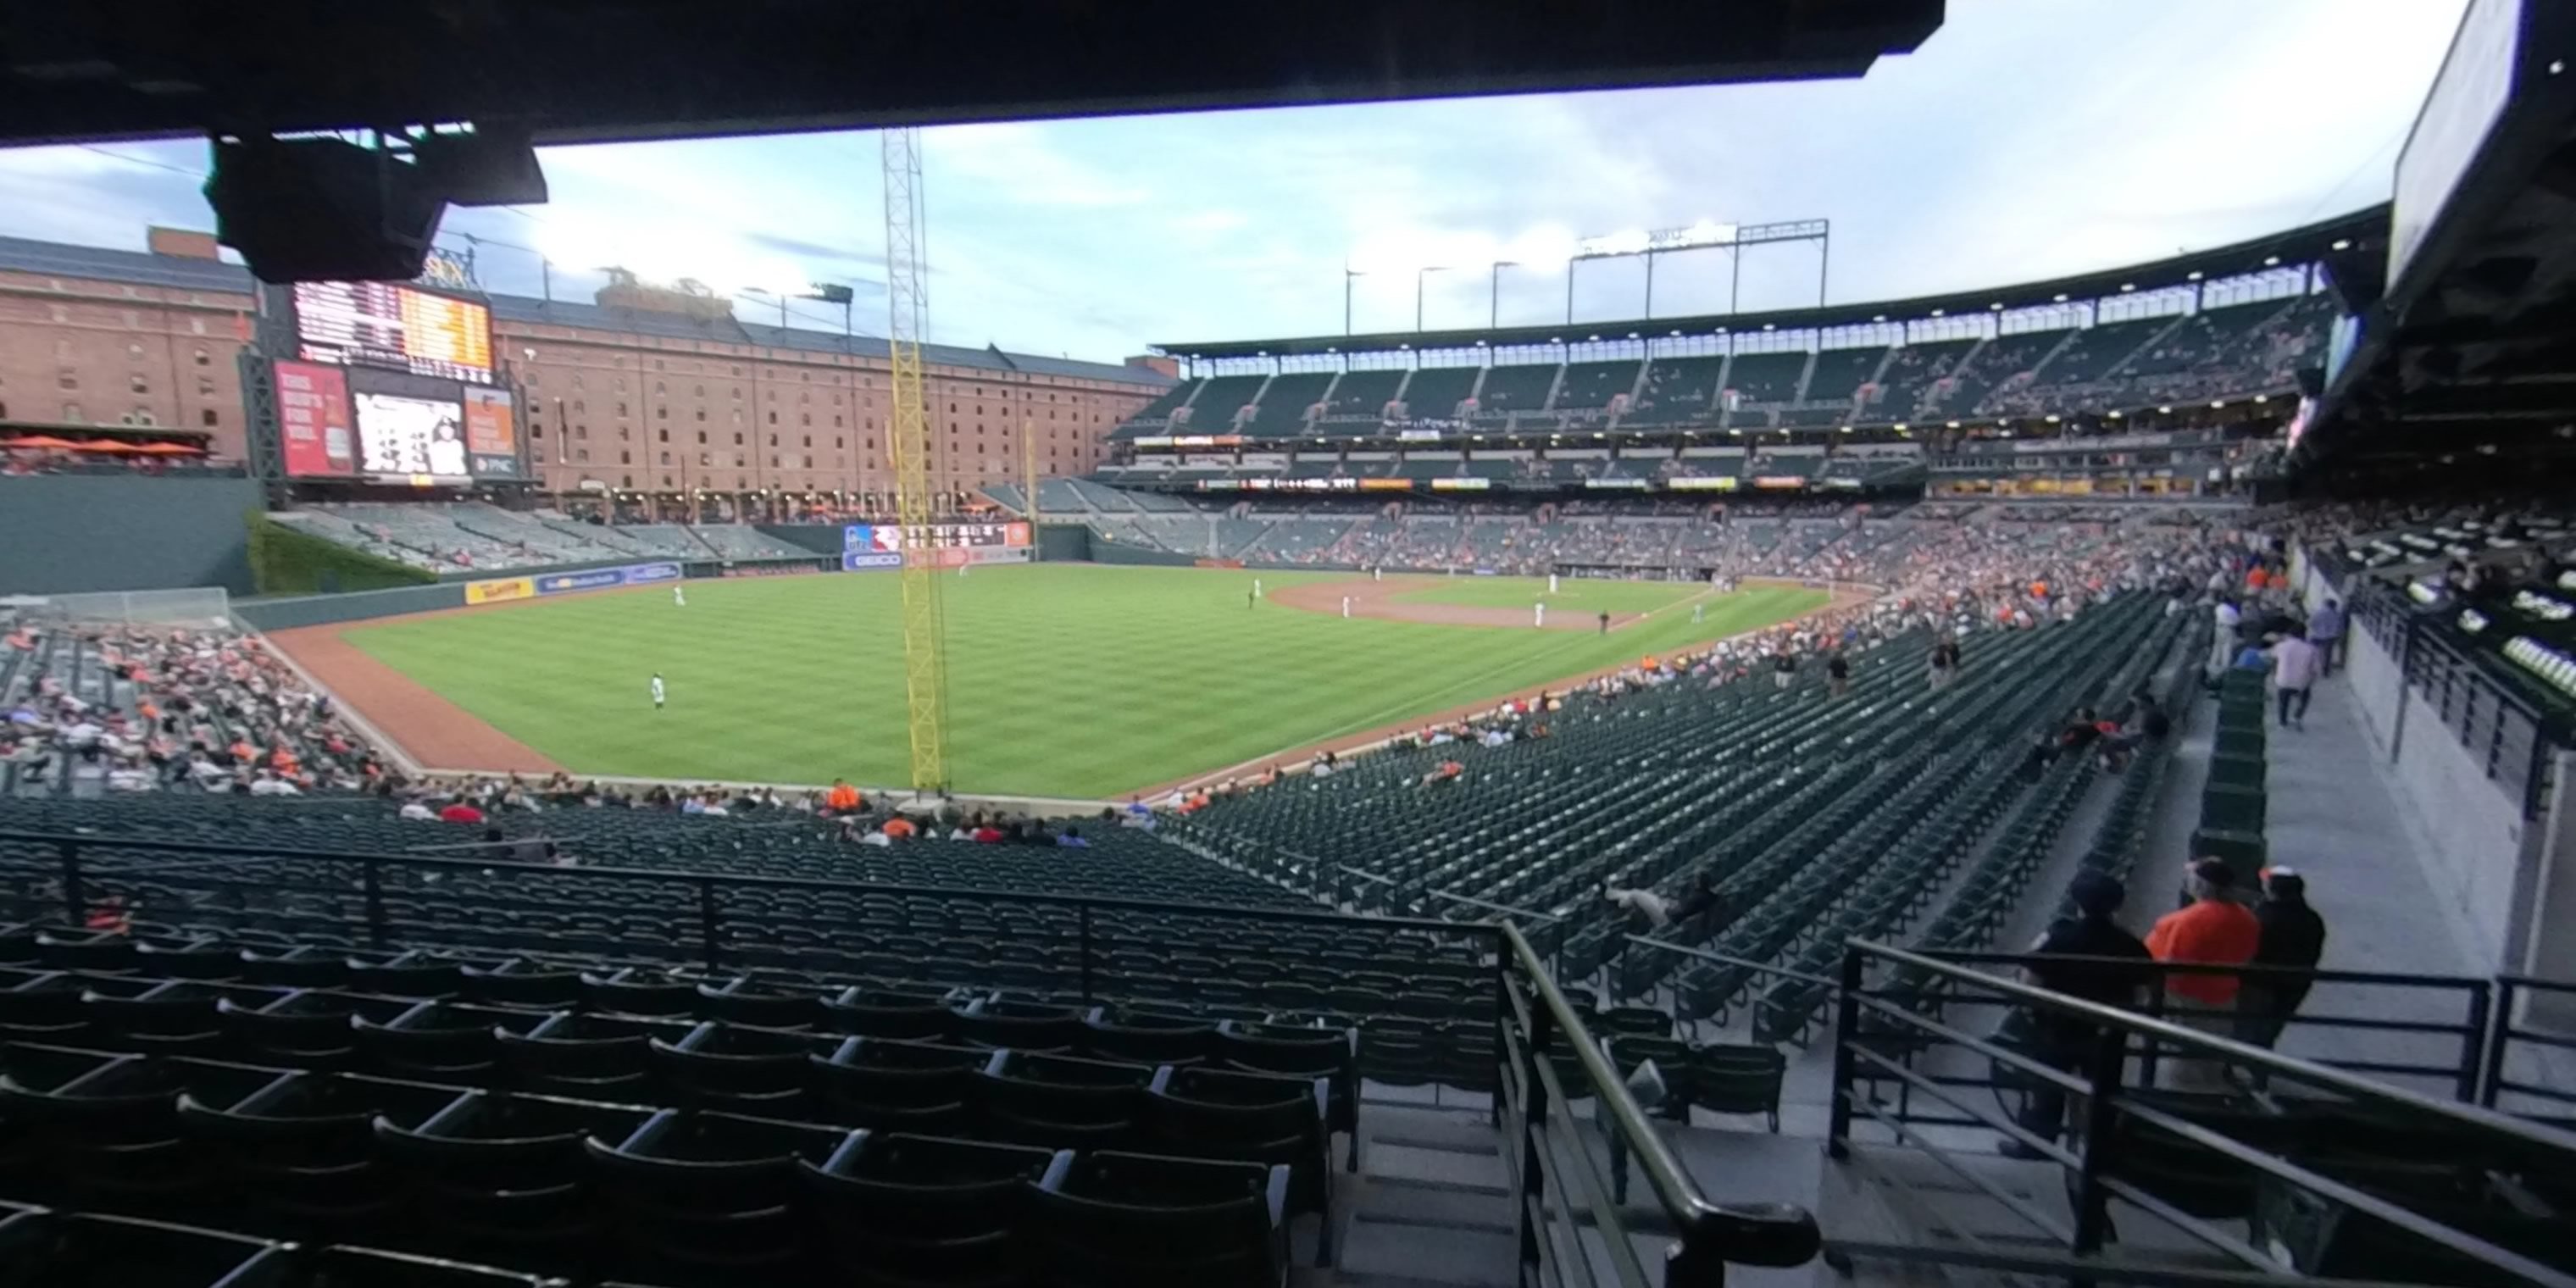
[1150,208,2384,362]
[2304,0,2576,467]
[0,0,1942,147]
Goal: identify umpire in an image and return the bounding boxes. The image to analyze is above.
[2001,871,2153,1158]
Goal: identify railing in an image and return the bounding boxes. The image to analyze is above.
[2484,974,2576,1117]
[1496,921,1818,1287]
[1829,940,2576,1288]
[0,830,1823,1286]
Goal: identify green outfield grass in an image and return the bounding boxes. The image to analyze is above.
[1390,575,1707,613]
[339,564,1824,798]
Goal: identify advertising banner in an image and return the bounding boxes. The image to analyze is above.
[1667,476,1740,491]
[1752,476,1808,491]
[462,386,519,478]
[1357,478,1413,491]
[1005,522,1032,547]
[965,545,1033,566]
[1429,477,1490,491]
[532,562,681,597]
[273,360,355,477]
[842,551,903,571]
[464,575,536,605]
[1585,478,1651,490]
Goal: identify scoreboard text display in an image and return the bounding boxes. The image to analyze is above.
[842,522,1033,552]
[292,281,496,385]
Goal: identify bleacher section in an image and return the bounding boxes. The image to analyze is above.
[1173,374,1268,433]
[1320,369,1403,423]
[1395,366,1479,419]
[1468,363,1557,421]
[275,504,844,574]
[1932,329,2068,418]
[1862,340,1975,419]
[1109,375,1202,436]
[1176,593,2185,1052]
[1552,360,1644,411]
[1802,346,1889,407]
[1624,355,1730,425]
[2029,316,2171,389]
[1246,371,1334,438]
[1720,352,1807,405]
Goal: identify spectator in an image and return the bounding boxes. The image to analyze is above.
[2144,858,2262,1090]
[2308,597,2346,675]
[2209,597,2241,679]
[1057,825,1091,848]
[398,795,439,821]
[824,778,862,813]
[2235,867,2328,1063]
[1928,638,1960,691]
[2267,623,2319,730]
[1825,652,1851,699]
[438,797,486,825]
[881,815,918,841]
[1771,652,1796,691]
[2001,871,2152,1157]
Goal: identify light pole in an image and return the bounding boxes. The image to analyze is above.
[1489,261,1521,330]
[1416,265,1455,332]
[1343,266,1368,336]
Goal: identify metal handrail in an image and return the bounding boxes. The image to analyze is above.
[1852,940,2576,1155]
[1431,890,1563,923]
[1499,921,1819,1273]
[1624,935,1843,990]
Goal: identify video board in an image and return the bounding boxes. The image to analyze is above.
[2388,0,2523,285]
[291,280,496,385]
[273,360,356,478]
[347,368,469,486]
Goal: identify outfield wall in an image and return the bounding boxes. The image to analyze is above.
[0,474,264,596]
[236,583,469,631]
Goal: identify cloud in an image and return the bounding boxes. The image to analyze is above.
[0,0,2470,362]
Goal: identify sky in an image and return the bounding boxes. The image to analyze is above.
[0,0,2467,365]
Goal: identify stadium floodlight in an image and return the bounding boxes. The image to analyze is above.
[2211,400,2226,408]
[2159,405,2174,414]
[2186,271,2202,280]
[1945,420,1959,429]
[2262,256,2280,266]
[2045,414,2061,423]
[2331,239,2352,251]
[1990,302,2004,311]
[2107,410,2123,419]
[1894,422,1910,430]
[1929,309,1943,317]
[2120,283,2136,292]
[2052,294,2068,303]
[1871,314,1885,322]
[2254,394,2269,403]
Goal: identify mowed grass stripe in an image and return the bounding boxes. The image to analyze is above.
[339,565,1823,797]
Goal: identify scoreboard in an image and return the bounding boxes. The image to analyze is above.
[843,522,1032,552]
[291,281,496,385]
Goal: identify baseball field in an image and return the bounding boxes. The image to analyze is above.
[315,564,1828,799]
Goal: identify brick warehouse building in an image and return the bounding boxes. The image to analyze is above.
[0,227,1173,515]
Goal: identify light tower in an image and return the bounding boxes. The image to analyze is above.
[882,127,950,794]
